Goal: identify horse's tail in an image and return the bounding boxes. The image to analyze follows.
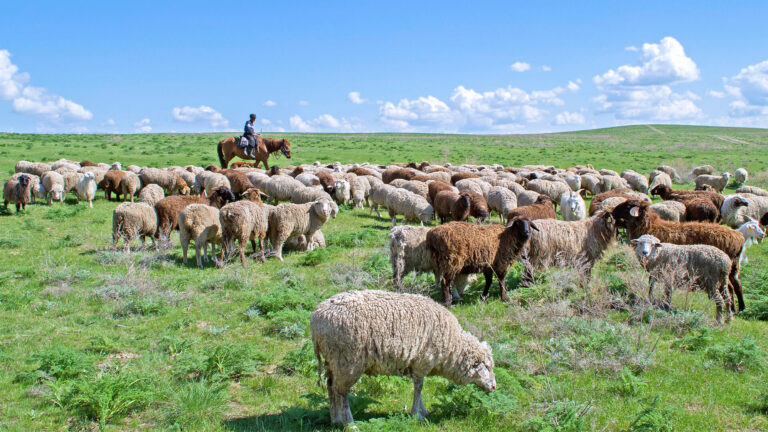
[217,140,227,169]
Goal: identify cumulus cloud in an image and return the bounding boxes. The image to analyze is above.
[104,119,115,126]
[510,62,531,72]
[289,114,357,132]
[706,60,768,121]
[298,100,309,106]
[708,90,725,99]
[593,37,702,121]
[263,100,276,107]
[554,111,586,125]
[0,50,92,121]
[347,91,368,104]
[134,118,152,133]
[172,105,229,129]
[541,65,552,72]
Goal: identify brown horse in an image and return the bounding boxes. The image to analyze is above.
[217,137,292,169]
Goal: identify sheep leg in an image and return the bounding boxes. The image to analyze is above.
[326,370,340,423]
[481,269,494,301]
[258,239,266,263]
[410,376,428,420]
[88,199,93,209]
[181,238,189,265]
[729,263,745,312]
[441,274,453,307]
[274,242,284,262]
[238,241,247,267]
[720,283,733,323]
[497,269,508,302]
[250,238,257,256]
[195,242,203,268]
[712,285,725,324]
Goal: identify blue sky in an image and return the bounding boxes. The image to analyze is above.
[1,1,767,134]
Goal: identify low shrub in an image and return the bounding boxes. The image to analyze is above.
[519,399,592,432]
[162,379,228,431]
[705,337,765,372]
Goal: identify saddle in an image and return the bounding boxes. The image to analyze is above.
[237,136,251,148]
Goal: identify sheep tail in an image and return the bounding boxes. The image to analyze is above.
[313,339,324,388]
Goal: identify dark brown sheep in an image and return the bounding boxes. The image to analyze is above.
[79,160,97,167]
[450,172,479,185]
[427,180,455,203]
[433,191,470,223]
[426,219,537,306]
[695,184,716,192]
[241,187,269,202]
[761,212,768,228]
[204,165,220,172]
[346,167,375,176]
[268,165,281,176]
[230,161,257,169]
[382,168,416,184]
[154,186,236,239]
[316,172,336,195]
[678,197,718,223]
[505,195,556,221]
[103,170,128,201]
[290,166,305,177]
[611,199,746,312]
[218,169,256,196]
[588,188,639,216]
[460,190,489,223]
[650,185,725,213]
[3,174,32,212]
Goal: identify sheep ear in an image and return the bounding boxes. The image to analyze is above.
[605,214,614,224]
[630,239,638,245]
[629,206,640,217]
[529,221,539,231]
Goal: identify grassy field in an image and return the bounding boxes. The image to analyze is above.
[0,125,767,431]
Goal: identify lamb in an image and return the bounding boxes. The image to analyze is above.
[720,194,768,228]
[333,179,351,205]
[75,172,98,208]
[285,230,326,252]
[486,186,518,223]
[311,290,495,425]
[631,234,733,323]
[385,188,434,226]
[648,170,672,191]
[118,172,141,202]
[154,186,236,240]
[650,200,686,222]
[426,219,535,305]
[41,171,65,205]
[656,165,681,182]
[102,170,128,201]
[737,219,765,265]
[178,204,223,267]
[263,175,305,204]
[506,195,556,221]
[611,200,747,312]
[433,191,471,223]
[139,168,190,196]
[369,183,396,218]
[220,199,272,266]
[193,171,230,196]
[736,186,768,197]
[389,225,473,299]
[734,168,749,184]
[267,199,333,261]
[111,202,156,253]
[621,170,649,193]
[695,172,730,192]
[691,165,714,177]
[3,174,32,213]
[349,176,370,208]
[560,190,587,221]
[522,212,617,283]
[138,184,164,207]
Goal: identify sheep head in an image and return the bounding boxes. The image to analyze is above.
[611,199,650,228]
[242,187,267,203]
[631,234,662,262]
[17,174,30,188]
[456,334,496,392]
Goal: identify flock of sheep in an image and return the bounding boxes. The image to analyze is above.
[4,157,768,425]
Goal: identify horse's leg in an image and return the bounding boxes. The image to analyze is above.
[263,159,269,171]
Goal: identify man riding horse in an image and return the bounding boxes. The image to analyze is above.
[243,113,264,158]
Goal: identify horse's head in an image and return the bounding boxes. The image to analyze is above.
[281,139,292,159]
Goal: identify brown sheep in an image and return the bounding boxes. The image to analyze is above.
[695,184,716,192]
[347,167,375,176]
[506,195,556,221]
[428,180,455,204]
[426,219,537,306]
[450,172,479,185]
[612,199,746,313]
[761,212,768,228]
[460,190,490,223]
[218,169,256,196]
[204,165,220,172]
[433,191,471,224]
[79,160,97,167]
[650,185,725,213]
[382,168,416,184]
[153,186,236,239]
[3,174,32,212]
[268,165,281,176]
[220,197,271,266]
[290,166,305,177]
[230,161,257,169]
[103,170,128,201]
[316,171,336,195]
[588,188,647,216]
[677,197,718,223]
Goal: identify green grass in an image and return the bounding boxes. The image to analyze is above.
[0,125,767,431]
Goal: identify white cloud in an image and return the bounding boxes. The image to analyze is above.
[541,65,552,72]
[593,37,702,121]
[172,105,229,129]
[0,50,92,121]
[298,100,309,106]
[263,100,276,107]
[728,60,768,106]
[625,46,638,52]
[554,111,586,125]
[347,91,368,104]
[708,90,725,99]
[134,118,152,133]
[510,62,531,72]
[104,119,115,125]
[289,114,357,132]
[567,80,580,92]
[709,60,768,121]
[595,37,699,87]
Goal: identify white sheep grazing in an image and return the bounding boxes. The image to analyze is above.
[734,168,748,184]
[516,190,541,207]
[526,179,571,206]
[15,160,51,177]
[349,176,370,208]
[178,204,222,267]
[263,175,304,204]
[111,202,156,253]
[194,171,230,196]
[41,171,65,205]
[220,200,272,267]
[454,179,486,197]
[736,186,768,197]
[563,173,581,191]
[399,180,430,201]
[580,174,601,196]
[599,175,630,193]
[267,199,333,261]
[560,190,587,221]
[385,188,434,226]
[695,172,730,192]
[290,186,333,204]
[631,234,733,323]
[138,184,164,207]
[75,172,97,208]
[657,165,681,182]
[295,172,321,187]
[245,171,270,190]
[737,219,765,265]
[486,186,517,223]
[389,225,473,299]
[333,178,351,205]
[720,194,768,228]
[648,170,672,191]
[369,183,396,218]
[650,200,686,222]
[311,290,496,425]
[621,170,649,194]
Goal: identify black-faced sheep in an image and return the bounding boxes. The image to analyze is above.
[3,174,32,212]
